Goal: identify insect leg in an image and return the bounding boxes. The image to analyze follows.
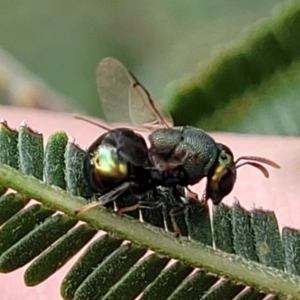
[117,196,163,214]
[170,205,188,237]
[75,181,136,215]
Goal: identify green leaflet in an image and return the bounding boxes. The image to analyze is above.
[232,201,258,262]
[25,224,97,286]
[167,1,300,135]
[102,254,169,300]
[0,120,18,169]
[18,122,44,180]
[0,214,77,272]
[44,131,68,189]
[141,261,193,300]
[61,234,124,300]
[0,193,30,226]
[251,208,284,270]
[74,244,147,300]
[213,203,234,253]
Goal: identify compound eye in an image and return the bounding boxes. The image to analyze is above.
[219,150,233,165]
[220,152,227,161]
[218,168,236,197]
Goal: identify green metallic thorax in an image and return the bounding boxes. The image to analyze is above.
[149,126,218,185]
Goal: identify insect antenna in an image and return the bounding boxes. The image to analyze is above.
[73,113,111,131]
[235,156,280,178]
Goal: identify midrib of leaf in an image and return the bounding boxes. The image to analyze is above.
[0,162,299,298]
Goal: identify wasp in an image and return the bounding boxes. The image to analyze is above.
[76,57,280,217]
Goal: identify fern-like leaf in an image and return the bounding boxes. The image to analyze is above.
[0,120,299,299]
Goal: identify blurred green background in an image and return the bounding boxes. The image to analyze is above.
[1,0,300,135]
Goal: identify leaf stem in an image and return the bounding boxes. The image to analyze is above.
[0,162,299,298]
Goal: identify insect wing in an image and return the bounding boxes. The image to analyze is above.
[97,57,132,123]
[97,57,173,129]
[129,78,174,129]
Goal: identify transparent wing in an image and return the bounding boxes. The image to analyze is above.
[129,72,174,129]
[97,57,132,123]
[97,57,173,129]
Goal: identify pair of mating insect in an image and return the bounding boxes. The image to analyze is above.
[77,57,280,219]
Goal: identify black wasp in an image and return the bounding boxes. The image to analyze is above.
[76,57,280,215]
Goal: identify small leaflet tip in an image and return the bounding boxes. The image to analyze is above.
[68,136,76,144]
